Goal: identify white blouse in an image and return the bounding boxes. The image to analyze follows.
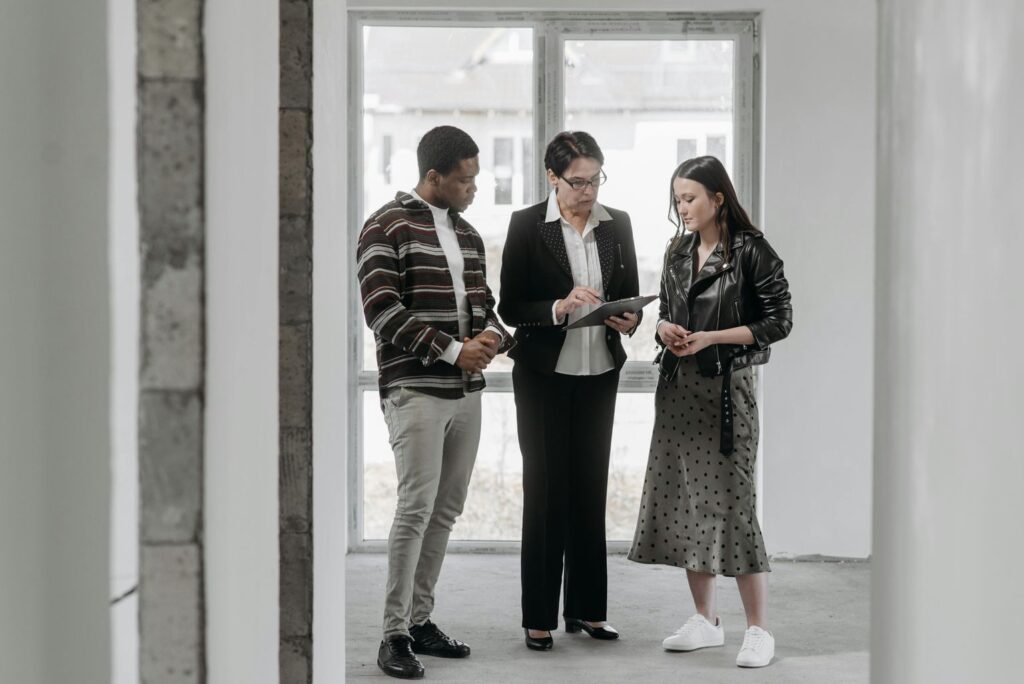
[545,190,615,376]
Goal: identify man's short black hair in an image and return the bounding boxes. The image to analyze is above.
[417,125,480,180]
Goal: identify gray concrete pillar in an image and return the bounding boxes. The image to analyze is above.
[137,1,206,681]
[873,1,1024,682]
[280,1,314,682]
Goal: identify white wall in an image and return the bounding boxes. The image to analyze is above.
[0,0,111,682]
[313,2,351,682]
[107,0,140,681]
[205,1,281,682]
[342,0,877,558]
[873,1,1024,682]
[754,0,876,558]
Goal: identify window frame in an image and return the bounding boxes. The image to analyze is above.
[348,10,761,552]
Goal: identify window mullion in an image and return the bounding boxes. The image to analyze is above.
[535,22,563,201]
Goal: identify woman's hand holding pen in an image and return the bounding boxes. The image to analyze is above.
[555,286,603,319]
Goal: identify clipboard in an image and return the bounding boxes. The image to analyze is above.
[565,294,658,329]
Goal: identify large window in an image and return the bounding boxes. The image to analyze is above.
[350,12,759,548]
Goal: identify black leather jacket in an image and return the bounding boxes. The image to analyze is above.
[657,230,792,381]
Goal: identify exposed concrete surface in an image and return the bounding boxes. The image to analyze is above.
[346,554,868,683]
[137,0,206,680]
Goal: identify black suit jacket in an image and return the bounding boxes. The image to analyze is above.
[498,199,641,374]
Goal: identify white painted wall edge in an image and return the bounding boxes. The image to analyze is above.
[313,2,350,682]
[205,1,281,682]
[107,0,139,681]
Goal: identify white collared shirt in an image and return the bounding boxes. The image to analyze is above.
[410,190,499,368]
[546,190,616,376]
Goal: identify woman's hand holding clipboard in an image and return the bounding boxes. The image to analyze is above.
[565,294,658,330]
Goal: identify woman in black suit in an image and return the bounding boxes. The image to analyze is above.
[498,131,641,651]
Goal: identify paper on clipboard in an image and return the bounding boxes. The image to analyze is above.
[565,294,658,329]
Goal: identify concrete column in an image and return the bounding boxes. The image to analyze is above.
[873,2,1024,682]
[136,1,206,681]
[279,2,315,681]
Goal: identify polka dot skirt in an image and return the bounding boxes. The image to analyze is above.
[628,356,770,576]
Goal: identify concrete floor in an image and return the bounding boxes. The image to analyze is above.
[346,554,869,683]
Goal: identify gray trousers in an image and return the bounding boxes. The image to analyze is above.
[381,387,482,639]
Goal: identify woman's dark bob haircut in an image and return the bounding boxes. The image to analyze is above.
[668,155,760,261]
[544,131,604,177]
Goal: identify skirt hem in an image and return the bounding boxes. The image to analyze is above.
[626,551,770,578]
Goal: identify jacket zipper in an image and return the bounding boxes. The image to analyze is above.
[714,275,723,374]
[667,264,688,329]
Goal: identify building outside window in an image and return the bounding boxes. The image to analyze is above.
[494,136,514,205]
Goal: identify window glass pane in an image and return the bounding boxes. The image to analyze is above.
[362,390,654,542]
[494,137,514,205]
[521,137,534,204]
[363,390,523,541]
[676,137,697,164]
[706,134,727,162]
[360,26,534,372]
[565,39,735,363]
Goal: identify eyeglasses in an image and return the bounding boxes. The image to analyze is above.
[559,170,607,191]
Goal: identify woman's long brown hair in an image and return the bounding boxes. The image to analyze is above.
[667,155,760,262]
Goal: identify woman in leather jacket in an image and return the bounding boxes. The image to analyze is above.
[628,156,792,668]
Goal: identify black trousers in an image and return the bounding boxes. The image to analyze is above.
[513,363,619,630]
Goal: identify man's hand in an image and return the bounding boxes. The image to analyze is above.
[477,330,502,349]
[455,332,500,373]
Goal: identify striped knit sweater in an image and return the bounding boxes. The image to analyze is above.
[357,191,513,398]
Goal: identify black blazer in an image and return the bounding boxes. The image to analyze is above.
[498,199,641,374]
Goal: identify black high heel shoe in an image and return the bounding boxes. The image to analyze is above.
[524,628,553,651]
[565,618,620,640]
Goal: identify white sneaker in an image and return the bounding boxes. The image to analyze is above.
[736,626,775,667]
[662,614,725,651]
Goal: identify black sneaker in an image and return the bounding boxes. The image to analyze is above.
[377,635,425,679]
[409,620,472,658]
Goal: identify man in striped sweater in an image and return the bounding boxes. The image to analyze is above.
[358,125,514,680]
